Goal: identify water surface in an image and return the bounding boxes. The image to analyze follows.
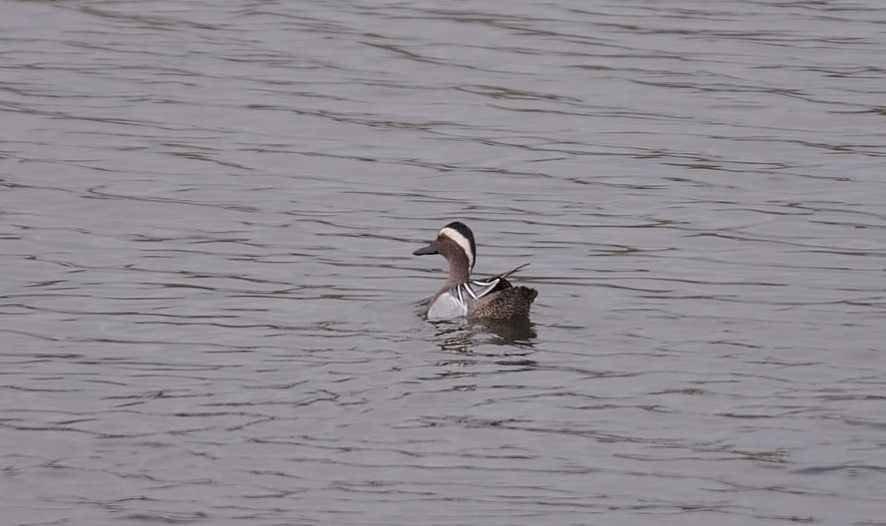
[2,1,885,525]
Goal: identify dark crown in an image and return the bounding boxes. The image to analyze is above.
[443,221,476,259]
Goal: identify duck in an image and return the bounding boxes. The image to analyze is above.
[413,221,538,320]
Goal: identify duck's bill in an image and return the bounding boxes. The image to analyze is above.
[413,243,438,256]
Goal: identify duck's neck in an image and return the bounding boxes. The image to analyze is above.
[445,255,472,286]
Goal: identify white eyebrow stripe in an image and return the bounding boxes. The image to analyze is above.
[439,226,474,270]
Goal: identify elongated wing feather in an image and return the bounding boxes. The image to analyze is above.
[462,278,502,300]
[486,263,529,281]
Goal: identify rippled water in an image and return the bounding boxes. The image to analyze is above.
[2,1,885,525]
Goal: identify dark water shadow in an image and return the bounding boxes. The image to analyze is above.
[429,316,537,355]
[476,316,537,344]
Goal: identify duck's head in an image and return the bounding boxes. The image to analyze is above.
[413,221,476,273]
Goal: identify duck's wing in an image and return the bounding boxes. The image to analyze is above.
[451,279,501,304]
[460,278,504,301]
[437,264,530,317]
[458,264,530,301]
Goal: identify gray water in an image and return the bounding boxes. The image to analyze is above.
[2,1,885,525]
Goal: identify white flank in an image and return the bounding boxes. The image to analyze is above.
[439,227,474,270]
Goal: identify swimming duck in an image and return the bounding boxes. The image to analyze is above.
[413,221,538,320]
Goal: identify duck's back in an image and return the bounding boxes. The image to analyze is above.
[468,283,537,319]
[427,276,537,321]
